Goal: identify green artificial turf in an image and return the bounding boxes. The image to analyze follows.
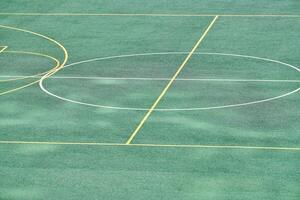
[0,1,300,199]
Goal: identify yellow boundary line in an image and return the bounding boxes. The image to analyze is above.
[0,140,299,151]
[0,79,43,96]
[0,24,68,96]
[125,16,219,144]
[0,51,58,82]
[0,52,60,96]
[0,25,68,68]
[0,13,299,17]
[0,24,68,67]
[0,15,298,152]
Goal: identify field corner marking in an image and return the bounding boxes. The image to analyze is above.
[125,15,219,144]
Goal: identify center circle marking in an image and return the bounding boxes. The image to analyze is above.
[39,52,300,111]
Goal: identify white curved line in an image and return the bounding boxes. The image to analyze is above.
[39,84,300,111]
[62,52,191,69]
[39,52,300,111]
[158,87,300,111]
[61,52,300,72]
[199,52,300,72]
[40,84,148,111]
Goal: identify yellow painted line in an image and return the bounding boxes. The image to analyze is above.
[0,140,299,151]
[131,143,300,151]
[0,80,40,96]
[0,24,68,70]
[0,13,299,17]
[125,16,219,144]
[222,14,300,17]
[0,51,58,82]
[0,24,68,96]
[0,54,60,96]
[0,140,125,146]
[0,12,214,17]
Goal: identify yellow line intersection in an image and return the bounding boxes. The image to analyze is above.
[126,16,219,144]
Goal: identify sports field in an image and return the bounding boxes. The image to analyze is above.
[1,1,300,199]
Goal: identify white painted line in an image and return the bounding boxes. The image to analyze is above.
[0,13,299,17]
[0,46,8,53]
[1,75,299,82]
[39,52,300,111]
[0,140,299,151]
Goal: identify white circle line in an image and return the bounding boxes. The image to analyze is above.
[39,52,300,111]
[61,52,300,72]
[2,75,300,82]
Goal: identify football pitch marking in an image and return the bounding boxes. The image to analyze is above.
[0,140,299,151]
[60,52,300,72]
[0,51,60,82]
[1,15,299,150]
[0,13,299,17]
[39,52,300,111]
[2,75,300,83]
[0,24,68,68]
[0,51,60,96]
[0,24,69,96]
[125,16,219,144]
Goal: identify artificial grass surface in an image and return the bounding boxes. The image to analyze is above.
[0,1,300,199]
